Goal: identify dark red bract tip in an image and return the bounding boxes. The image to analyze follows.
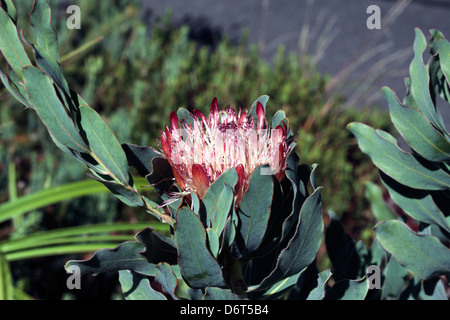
[170,111,178,130]
[192,164,210,199]
[256,102,266,129]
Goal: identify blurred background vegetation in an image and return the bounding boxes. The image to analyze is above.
[0,0,393,299]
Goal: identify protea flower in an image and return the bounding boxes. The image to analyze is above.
[159,98,294,205]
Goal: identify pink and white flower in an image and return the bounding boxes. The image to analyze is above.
[160,98,293,204]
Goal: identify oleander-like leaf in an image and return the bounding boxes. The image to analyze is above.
[375,220,450,280]
[174,207,226,288]
[119,270,166,300]
[0,6,31,79]
[78,104,130,185]
[30,0,60,62]
[348,122,450,190]
[410,28,447,134]
[383,86,450,162]
[0,0,17,22]
[22,66,89,153]
[0,70,32,108]
[438,37,450,88]
[237,165,274,255]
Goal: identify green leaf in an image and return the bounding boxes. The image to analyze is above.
[0,70,32,108]
[438,38,450,88]
[410,28,447,134]
[65,241,158,277]
[22,66,89,153]
[375,220,450,279]
[21,33,70,97]
[348,122,450,190]
[206,228,220,258]
[119,270,166,300]
[203,287,247,300]
[381,255,408,300]
[88,174,144,208]
[203,168,236,234]
[0,0,17,22]
[0,7,31,79]
[257,187,323,290]
[324,277,369,300]
[237,165,274,255]
[364,182,397,222]
[383,86,450,162]
[155,263,179,300]
[174,207,226,288]
[30,0,60,62]
[380,172,450,233]
[78,104,129,185]
[306,269,332,300]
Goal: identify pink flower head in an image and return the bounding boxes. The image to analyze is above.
[160,98,293,204]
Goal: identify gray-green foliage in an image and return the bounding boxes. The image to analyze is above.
[349,28,450,299]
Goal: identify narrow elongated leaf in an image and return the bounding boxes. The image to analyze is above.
[0,0,17,22]
[21,33,69,97]
[348,122,450,190]
[78,104,129,185]
[237,165,274,255]
[438,38,450,88]
[88,174,144,208]
[383,86,450,162]
[410,28,447,134]
[0,253,14,300]
[30,0,59,62]
[174,207,226,288]
[257,187,323,290]
[0,7,31,79]
[380,172,450,233]
[375,220,450,279]
[0,70,32,108]
[22,66,88,153]
[65,241,157,277]
[119,270,166,300]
